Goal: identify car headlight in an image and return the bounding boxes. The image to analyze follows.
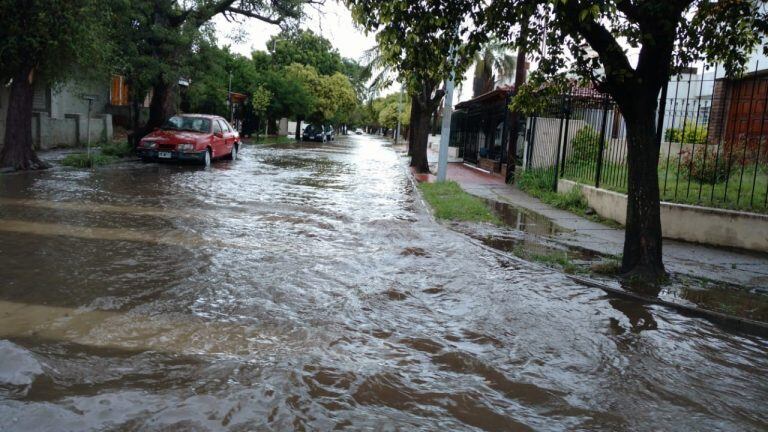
[141,140,157,149]
[177,143,195,152]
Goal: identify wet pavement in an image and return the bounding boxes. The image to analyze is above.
[441,161,768,290]
[0,135,767,431]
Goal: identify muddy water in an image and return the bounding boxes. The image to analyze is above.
[0,136,766,431]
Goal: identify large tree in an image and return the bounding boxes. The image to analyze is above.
[475,0,767,279]
[265,29,364,134]
[122,0,318,140]
[347,1,482,173]
[268,29,343,75]
[0,0,111,170]
[472,41,517,98]
[282,64,357,137]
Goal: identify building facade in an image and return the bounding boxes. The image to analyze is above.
[0,78,114,150]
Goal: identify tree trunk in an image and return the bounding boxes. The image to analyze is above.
[0,67,47,170]
[127,85,143,148]
[145,76,176,134]
[295,117,303,140]
[505,42,528,184]
[407,99,419,157]
[410,104,432,173]
[621,100,666,280]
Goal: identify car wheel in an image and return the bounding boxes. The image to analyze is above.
[227,144,237,161]
[202,149,211,167]
[322,135,327,143]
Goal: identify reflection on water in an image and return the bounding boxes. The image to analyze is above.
[0,136,766,431]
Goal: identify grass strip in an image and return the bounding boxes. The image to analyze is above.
[419,181,500,224]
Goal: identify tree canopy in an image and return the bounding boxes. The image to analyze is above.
[268,29,344,75]
[0,0,112,87]
[0,0,113,169]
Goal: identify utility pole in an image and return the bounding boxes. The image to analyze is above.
[82,96,95,160]
[437,41,459,182]
[395,84,404,146]
[436,77,455,182]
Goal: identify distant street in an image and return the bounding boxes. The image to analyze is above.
[0,135,766,431]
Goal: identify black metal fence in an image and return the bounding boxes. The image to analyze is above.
[523,65,768,213]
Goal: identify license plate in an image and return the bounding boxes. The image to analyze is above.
[158,151,172,159]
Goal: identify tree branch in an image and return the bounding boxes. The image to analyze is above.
[556,0,636,93]
[225,6,284,25]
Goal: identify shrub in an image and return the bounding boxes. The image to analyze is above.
[99,140,133,158]
[62,153,118,168]
[568,126,600,164]
[679,146,734,184]
[722,138,768,167]
[664,121,708,145]
[516,168,553,195]
[549,185,589,212]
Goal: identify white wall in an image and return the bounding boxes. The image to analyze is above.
[0,77,113,150]
[560,179,768,252]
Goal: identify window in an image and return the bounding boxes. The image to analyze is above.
[213,120,222,135]
[163,116,212,133]
[32,82,49,113]
[698,106,710,125]
[110,75,129,106]
[220,120,232,133]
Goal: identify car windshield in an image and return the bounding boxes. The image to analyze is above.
[162,116,211,133]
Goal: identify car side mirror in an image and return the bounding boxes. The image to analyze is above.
[214,132,223,138]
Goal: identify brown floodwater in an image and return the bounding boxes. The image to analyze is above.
[0,135,766,431]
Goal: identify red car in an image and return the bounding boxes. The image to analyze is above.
[137,114,240,167]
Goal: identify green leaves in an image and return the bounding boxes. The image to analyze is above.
[268,29,344,76]
[346,0,481,92]
[579,5,600,22]
[0,0,113,84]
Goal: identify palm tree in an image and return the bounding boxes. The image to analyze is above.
[472,41,517,98]
[361,45,396,97]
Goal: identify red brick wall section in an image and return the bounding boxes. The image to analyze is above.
[708,80,728,145]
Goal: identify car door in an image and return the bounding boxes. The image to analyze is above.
[212,119,225,157]
[222,119,237,151]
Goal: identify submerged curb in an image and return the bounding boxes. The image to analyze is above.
[404,161,768,337]
[470,226,768,336]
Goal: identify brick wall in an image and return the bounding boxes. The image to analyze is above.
[707,79,729,145]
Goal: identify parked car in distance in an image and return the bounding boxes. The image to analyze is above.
[354,128,364,135]
[324,125,335,141]
[302,124,333,142]
[137,114,239,167]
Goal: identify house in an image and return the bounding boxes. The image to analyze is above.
[707,68,768,149]
[449,85,515,176]
[660,47,768,149]
[0,76,115,150]
[106,74,153,130]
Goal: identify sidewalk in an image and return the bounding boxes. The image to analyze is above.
[425,152,768,289]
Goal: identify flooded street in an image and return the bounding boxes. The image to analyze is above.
[0,135,766,431]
